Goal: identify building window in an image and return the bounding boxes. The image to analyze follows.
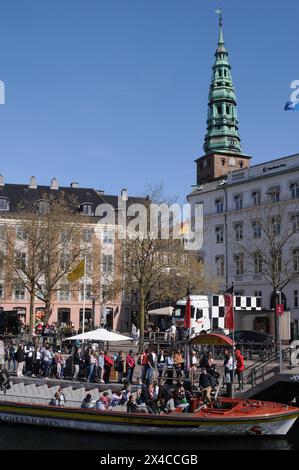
[291,214,299,232]
[215,198,224,214]
[226,105,230,114]
[85,255,93,276]
[293,248,299,272]
[60,254,70,272]
[267,186,280,203]
[239,161,244,169]
[234,222,243,241]
[0,283,3,299]
[57,308,70,325]
[14,283,25,300]
[215,226,224,243]
[80,284,92,301]
[79,308,92,326]
[254,252,263,273]
[82,228,93,243]
[80,203,93,215]
[103,228,114,245]
[234,254,244,275]
[102,254,114,273]
[294,290,299,308]
[234,194,243,210]
[215,256,224,277]
[290,182,299,199]
[0,198,9,211]
[217,105,222,115]
[254,291,262,298]
[37,200,50,214]
[271,216,281,236]
[58,285,70,301]
[252,221,262,239]
[252,191,261,206]
[15,252,26,270]
[16,226,27,241]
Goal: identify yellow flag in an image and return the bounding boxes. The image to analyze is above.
[67,259,85,282]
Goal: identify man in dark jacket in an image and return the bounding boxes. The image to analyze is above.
[73,347,82,380]
[199,367,213,404]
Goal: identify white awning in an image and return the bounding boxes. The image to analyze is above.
[148,306,174,316]
[64,328,133,342]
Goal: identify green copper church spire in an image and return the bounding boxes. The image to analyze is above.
[203,11,242,155]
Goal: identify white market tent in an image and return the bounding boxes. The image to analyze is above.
[148,306,174,316]
[64,328,133,342]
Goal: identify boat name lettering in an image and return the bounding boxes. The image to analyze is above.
[0,414,59,427]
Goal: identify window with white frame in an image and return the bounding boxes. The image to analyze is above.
[16,226,27,241]
[37,200,50,214]
[60,228,72,244]
[0,198,9,211]
[85,254,93,275]
[215,255,225,277]
[267,186,280,203]
[290,182,299,199]
[271,216,281,236]
[80,203,93,215]
[80,283,92,301]
[234,222,243,241]
[234,194,243,210]
[82,227,93,243]
[58,285,70,301]
[252,221,262,239]
[14,283,25,300]
[291,213,299,233]
[103,228,114,245]
[60,253,70,272]
[293,248,299,272]
[252,190,261,206]
[234,254,244,275]
[254,252,263,273]
[215,225,224,243]
[215,198,224,214]
[102,254,114,273]
[15,251,26,270]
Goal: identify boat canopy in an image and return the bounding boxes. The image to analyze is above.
[189,333,233,346]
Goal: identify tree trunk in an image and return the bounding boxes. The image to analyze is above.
[139,286,145,352]
[29,290,35,340]
[44,298,52,324]
[274,291,280,357]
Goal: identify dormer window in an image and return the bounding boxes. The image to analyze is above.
[0,197,9,211]
[80,203,93,215]
[37,200,50,214]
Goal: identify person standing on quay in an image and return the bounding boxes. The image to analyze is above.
[126,350,135,384]
[235,349,245,390]
[15,344,25,377]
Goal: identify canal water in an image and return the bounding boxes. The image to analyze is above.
[0,420,298,450]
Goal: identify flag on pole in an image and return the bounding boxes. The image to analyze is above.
[184,286,191,329]
[67,259,85,282]
[224,285,234,330]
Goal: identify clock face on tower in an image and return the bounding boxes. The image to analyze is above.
[228,157,237,167]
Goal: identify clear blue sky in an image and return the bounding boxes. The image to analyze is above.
[0,0,298,202]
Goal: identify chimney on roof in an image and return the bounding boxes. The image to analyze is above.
[121,188,128,201]
[29,176,37,189]
[0,175,3,187]
[70,182,79,188]
[50,178,59,190]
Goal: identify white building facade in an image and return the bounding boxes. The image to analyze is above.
[188,154,299,337]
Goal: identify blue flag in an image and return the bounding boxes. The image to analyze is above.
[284,100,299,111]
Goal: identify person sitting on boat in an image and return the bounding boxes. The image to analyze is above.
[120,383,131,404]
[81,393,94,409]
[174,386,190,412]
[199,367,213,405]
[127,394,138,413]
[110,391,122,407]
[49,392,63,406]
[57,387,66,406]
[165,392,176,413]
[95,392,111,411]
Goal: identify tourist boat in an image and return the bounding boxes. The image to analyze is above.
[0,396,298,436]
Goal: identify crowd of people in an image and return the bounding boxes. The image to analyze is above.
[0,335,245,397]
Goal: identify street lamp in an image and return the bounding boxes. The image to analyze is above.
[276,290,283,373]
